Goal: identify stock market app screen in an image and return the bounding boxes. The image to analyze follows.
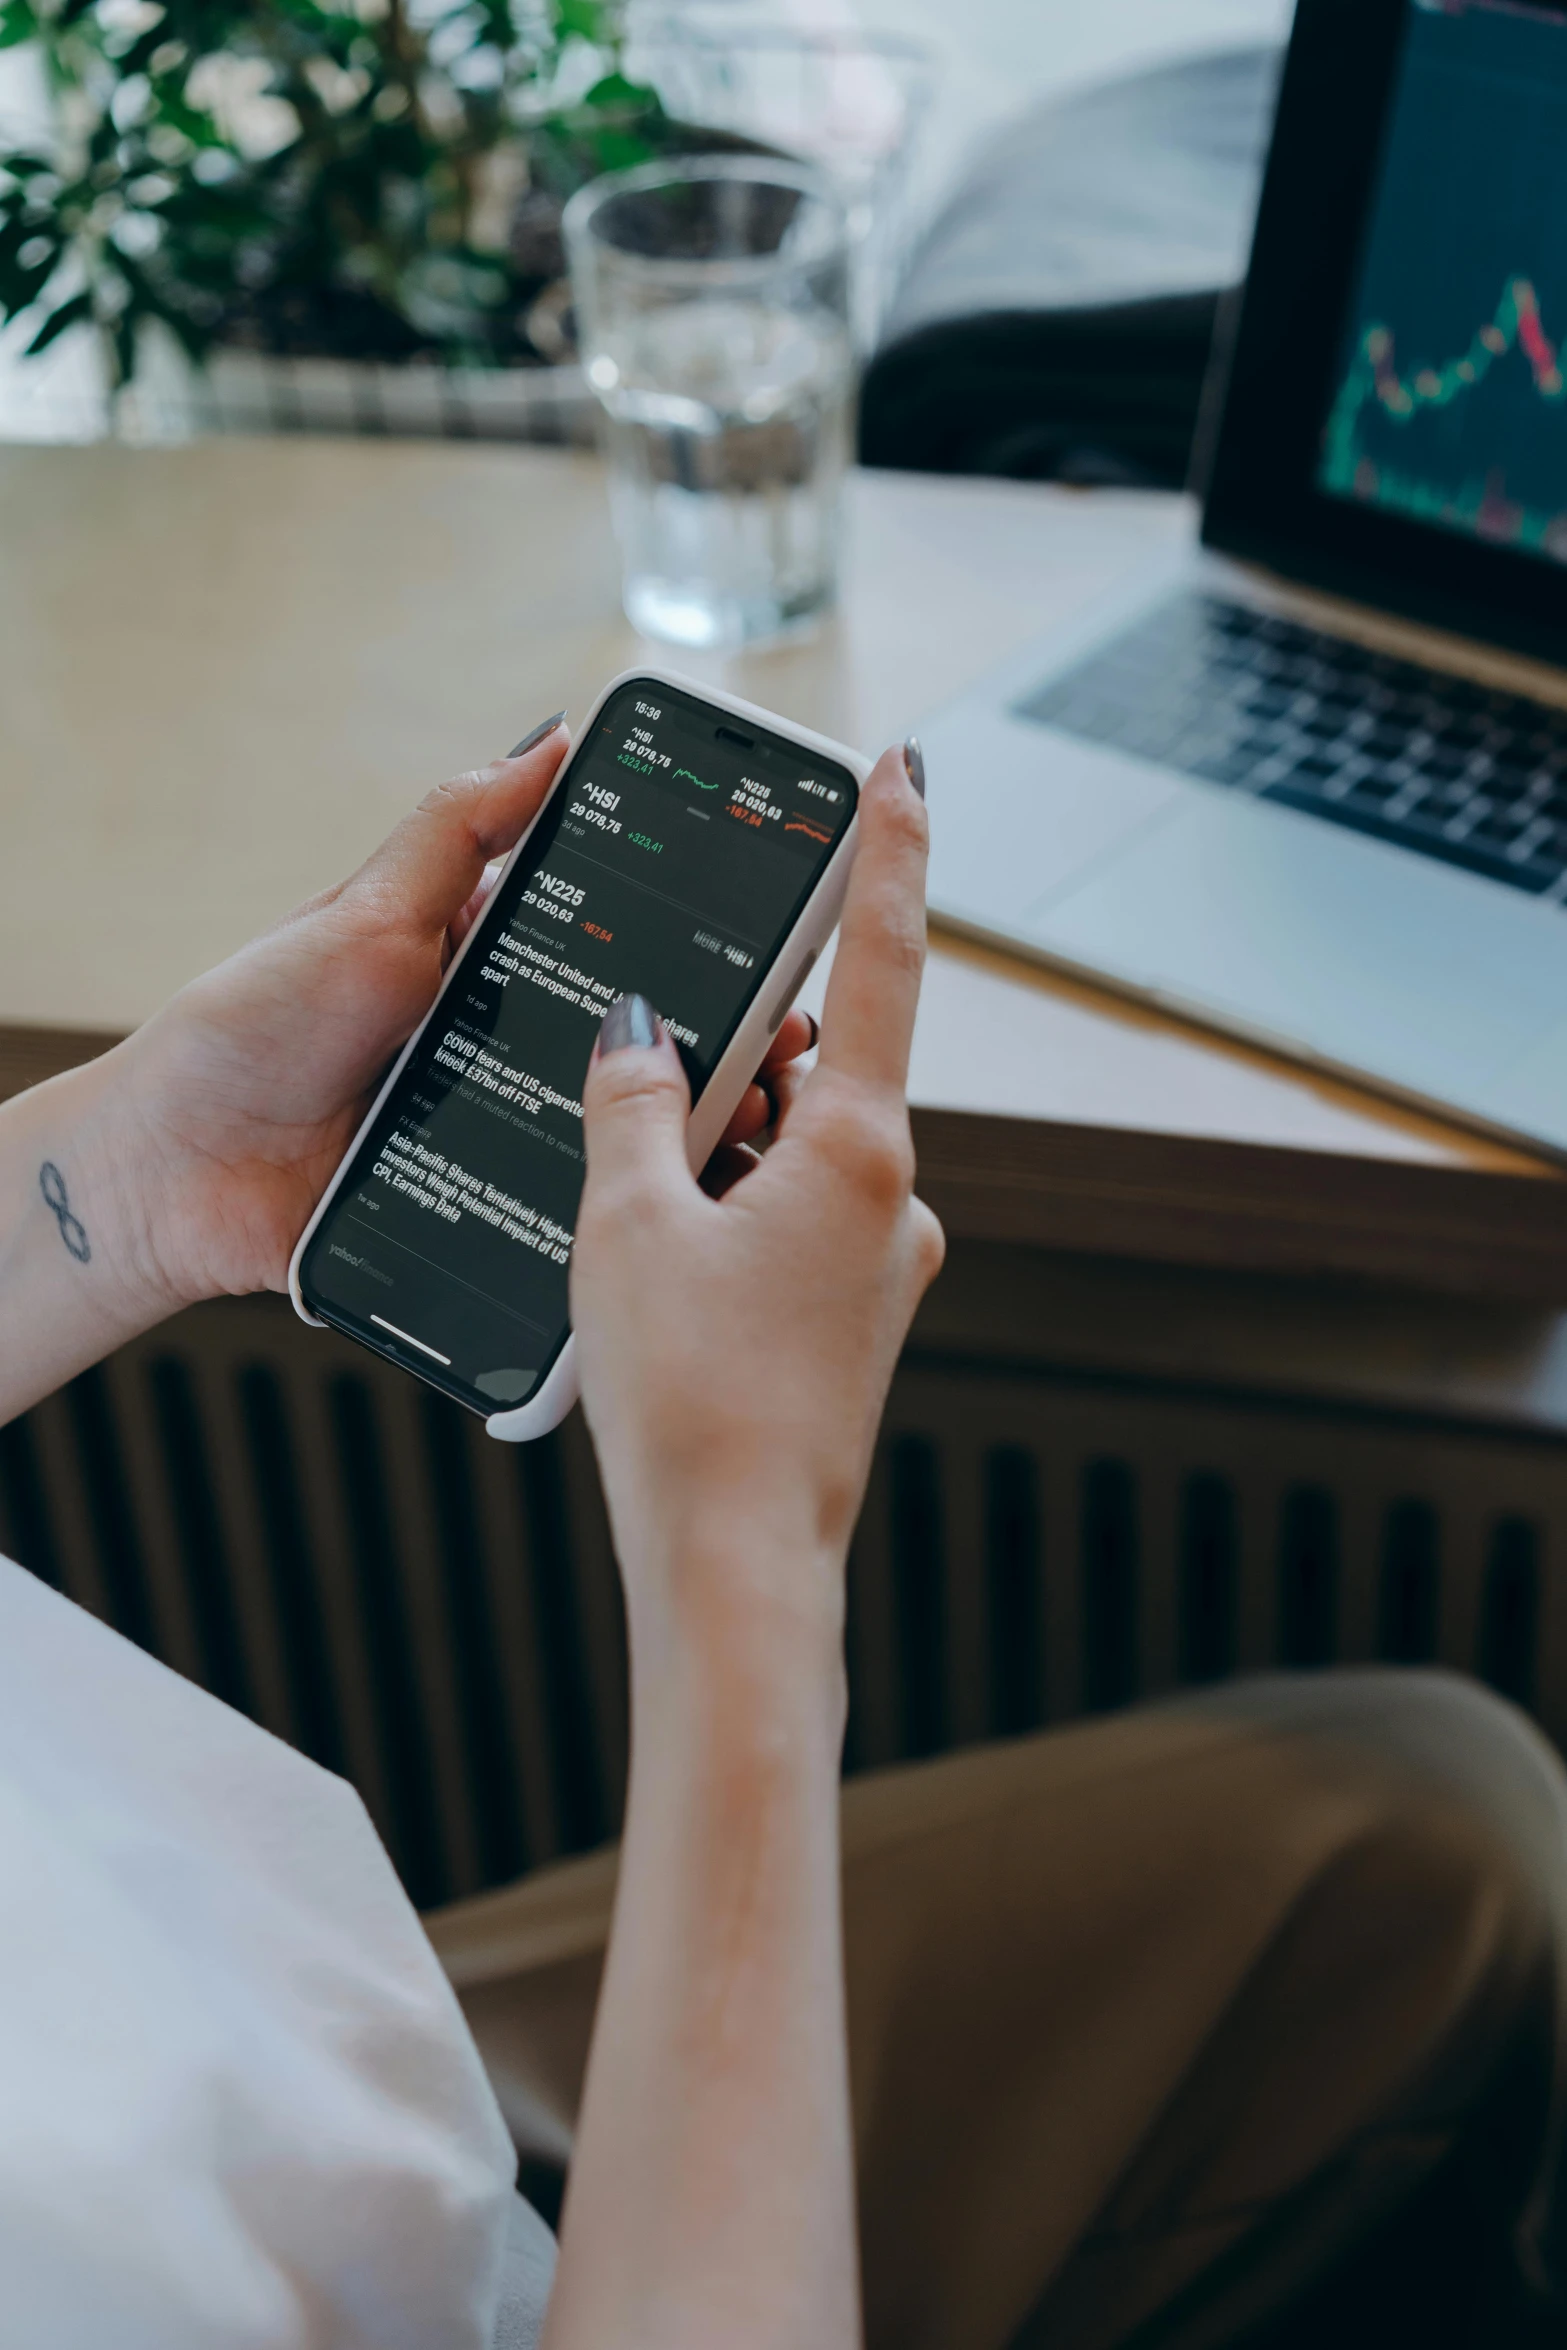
[299,680,857,1413]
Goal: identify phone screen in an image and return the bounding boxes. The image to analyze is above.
[298,678,858,1415]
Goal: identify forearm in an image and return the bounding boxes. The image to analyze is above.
[0,1047,182,1424]
[545,1574,858,2350]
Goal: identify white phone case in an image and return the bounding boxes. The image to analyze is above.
[288,663,870,1442]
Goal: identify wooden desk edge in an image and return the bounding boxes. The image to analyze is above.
[912,1105,1567,1304]
[8,1024,1563,1305]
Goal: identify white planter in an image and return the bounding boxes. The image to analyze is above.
[116,346,595,447]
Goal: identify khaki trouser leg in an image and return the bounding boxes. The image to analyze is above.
[426,1670,1565,2350]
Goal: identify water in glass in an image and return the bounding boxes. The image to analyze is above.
[590,295,852,649]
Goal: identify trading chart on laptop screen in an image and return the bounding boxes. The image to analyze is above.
[1319,0,1567,565]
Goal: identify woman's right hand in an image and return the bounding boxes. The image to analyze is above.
[553,746,938,2350]
[570,743,944,1682]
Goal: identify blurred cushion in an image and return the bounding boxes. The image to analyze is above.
[859,47,1281,489]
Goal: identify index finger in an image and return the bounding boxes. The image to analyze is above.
[815,743,928,1092]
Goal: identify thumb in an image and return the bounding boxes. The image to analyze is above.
[581,994,692,1203]
[347,717,569,937]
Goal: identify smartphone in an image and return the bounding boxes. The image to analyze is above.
[289,667,867,1440]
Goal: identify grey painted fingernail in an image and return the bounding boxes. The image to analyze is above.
[508,710,567,758]
[903,736,926,799]
[599,992,664,1053]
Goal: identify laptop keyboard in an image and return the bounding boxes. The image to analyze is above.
[1015,590,1567,900]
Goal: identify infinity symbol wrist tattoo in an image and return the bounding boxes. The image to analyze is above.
[39,1161,91,1264]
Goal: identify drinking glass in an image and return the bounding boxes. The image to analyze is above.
[623,20,934,347]
[564,156,853,650]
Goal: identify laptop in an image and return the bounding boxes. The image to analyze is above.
[920,0,1567,1157]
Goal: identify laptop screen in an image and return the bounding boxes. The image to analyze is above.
[1319,0,1567,570]
[1201,0,1567,666]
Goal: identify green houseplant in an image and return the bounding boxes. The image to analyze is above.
[0,0,676,397]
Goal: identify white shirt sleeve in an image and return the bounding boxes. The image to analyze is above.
[0,1553,519,2350]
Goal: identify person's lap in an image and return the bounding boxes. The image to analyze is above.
[428,1669,1567,2350]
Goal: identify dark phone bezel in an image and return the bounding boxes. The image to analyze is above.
[1199,0,1567,669]
[297,677,859,1419]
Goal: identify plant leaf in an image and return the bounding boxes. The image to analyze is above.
[554,0,616,44]
[111,242,212,363]
[579,71,662,116]
[0,0,38,51]
[0,243,64,322]
[24,286,92,354]
[121,21,180,73]
[112,303,138,388]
